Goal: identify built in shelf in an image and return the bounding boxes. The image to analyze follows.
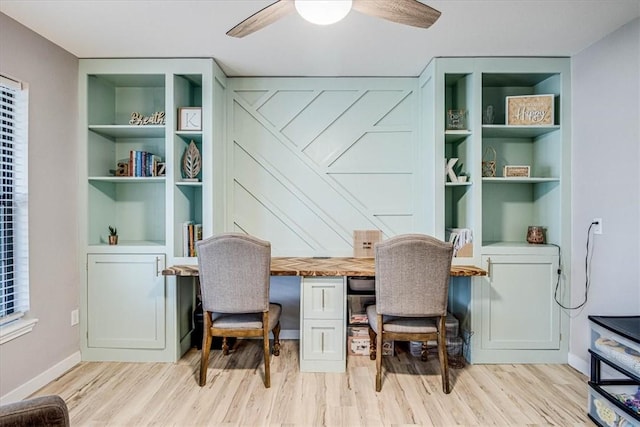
[482,177,559,184]
[175,181,202,187]
[87,241,167,253]
[89,176,165,183]
[89,125,165,138]
[482,125,559,138]
[175,131,203,139]
[445,181,472,187]
[445,130,472,144]
[482,241,559,255]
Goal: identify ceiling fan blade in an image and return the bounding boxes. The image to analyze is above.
[352,0,441,29]
[227,0,296,38]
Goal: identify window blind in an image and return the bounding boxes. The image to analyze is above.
[0,75,29,324]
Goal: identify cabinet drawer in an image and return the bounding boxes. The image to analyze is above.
[302,277,345,320]
[588,385,639,426]
[590,319,640,378]
[302,319,345,361]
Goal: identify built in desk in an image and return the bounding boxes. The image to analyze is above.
[163,257,486,372]
[163,256,487,277]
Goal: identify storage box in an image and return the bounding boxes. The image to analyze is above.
[348,276,375,292]
[347,336,371,356]
[446,228,473,258]
[348,295,376,325]
[347,326,393,356]
[590,319,640,376]
[506,94,554,125]
[455,243,473,258]
[588,385,640,427]
[410,313,460,354]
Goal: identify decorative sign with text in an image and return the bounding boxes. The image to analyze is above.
[503,165,531,178]
[129,111,165,125]
[506,94,554,126]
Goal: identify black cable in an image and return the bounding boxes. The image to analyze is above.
[553,221,597,310]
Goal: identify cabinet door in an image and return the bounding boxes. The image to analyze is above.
[87,254,166,349]
[480,254,560,350]
[302,277,345,320]
[302,319,345,361]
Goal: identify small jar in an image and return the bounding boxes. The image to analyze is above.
[526,226,545,244]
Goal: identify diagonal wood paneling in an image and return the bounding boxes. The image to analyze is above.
[228,78,420,256]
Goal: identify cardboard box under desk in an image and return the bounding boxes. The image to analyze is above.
[347,326,394,356]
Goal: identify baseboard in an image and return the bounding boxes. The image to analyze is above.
[568,351,589,376]
[279,329,299,340]
[0,351,81,404]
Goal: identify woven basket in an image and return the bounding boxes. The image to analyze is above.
[482,146,497,177]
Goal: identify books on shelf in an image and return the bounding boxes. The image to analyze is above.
[121,150,162,177]
[182,222,203,257]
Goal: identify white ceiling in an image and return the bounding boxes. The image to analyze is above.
[1,0,639,77]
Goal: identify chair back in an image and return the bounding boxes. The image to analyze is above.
[196,233,271,314]
[375,234,453,317]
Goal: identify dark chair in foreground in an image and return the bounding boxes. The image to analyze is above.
[0,395,69,427]
[196,233,281,388]
[367,234,454,393]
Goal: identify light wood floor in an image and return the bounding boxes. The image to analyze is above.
[32,340,591,426]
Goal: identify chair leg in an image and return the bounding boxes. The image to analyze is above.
[368,326,377,361]
[199,312,213,386]
[438,315,451,394]
[222,337,230,355]
[272,321,281,357]
[375,314,383,392]
[262,312,271,388]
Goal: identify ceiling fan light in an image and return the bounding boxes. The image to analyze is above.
[295,0,352,26]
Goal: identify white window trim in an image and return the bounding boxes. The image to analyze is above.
[0,74,31,343]
[0,317,38,344]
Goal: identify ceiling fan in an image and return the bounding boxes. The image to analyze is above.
[227,0,441,38]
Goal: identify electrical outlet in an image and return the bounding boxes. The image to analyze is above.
[593,218,602,235]
[71,309,79,326]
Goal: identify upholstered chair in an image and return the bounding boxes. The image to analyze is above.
[0,395,70,427]
[196,233,281,388]
[366,234,454,393]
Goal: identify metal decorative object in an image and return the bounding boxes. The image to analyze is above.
[182,140,201,181]
[482,146,497,177]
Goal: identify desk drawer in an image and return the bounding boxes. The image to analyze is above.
[302,319,345,361]
[302,277,345,320]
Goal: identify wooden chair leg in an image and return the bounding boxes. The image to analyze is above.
[272,321,281,356]
[375,314,383,392]
[222,337,229,355]
[199,312,213,386]
[368,326,377,361]
[262,312,271,388]
[438,315,451,394]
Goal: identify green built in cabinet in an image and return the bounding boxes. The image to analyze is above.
[420,57,571,363]
[79,58,225,362]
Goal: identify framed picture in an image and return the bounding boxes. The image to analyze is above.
[178,107,202,131]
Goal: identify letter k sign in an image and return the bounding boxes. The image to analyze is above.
[179,108,202,131]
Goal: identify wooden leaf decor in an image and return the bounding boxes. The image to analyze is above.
[182,140,201,181]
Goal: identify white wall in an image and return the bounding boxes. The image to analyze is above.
[0,13,80,400]
[569,18,640,373]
